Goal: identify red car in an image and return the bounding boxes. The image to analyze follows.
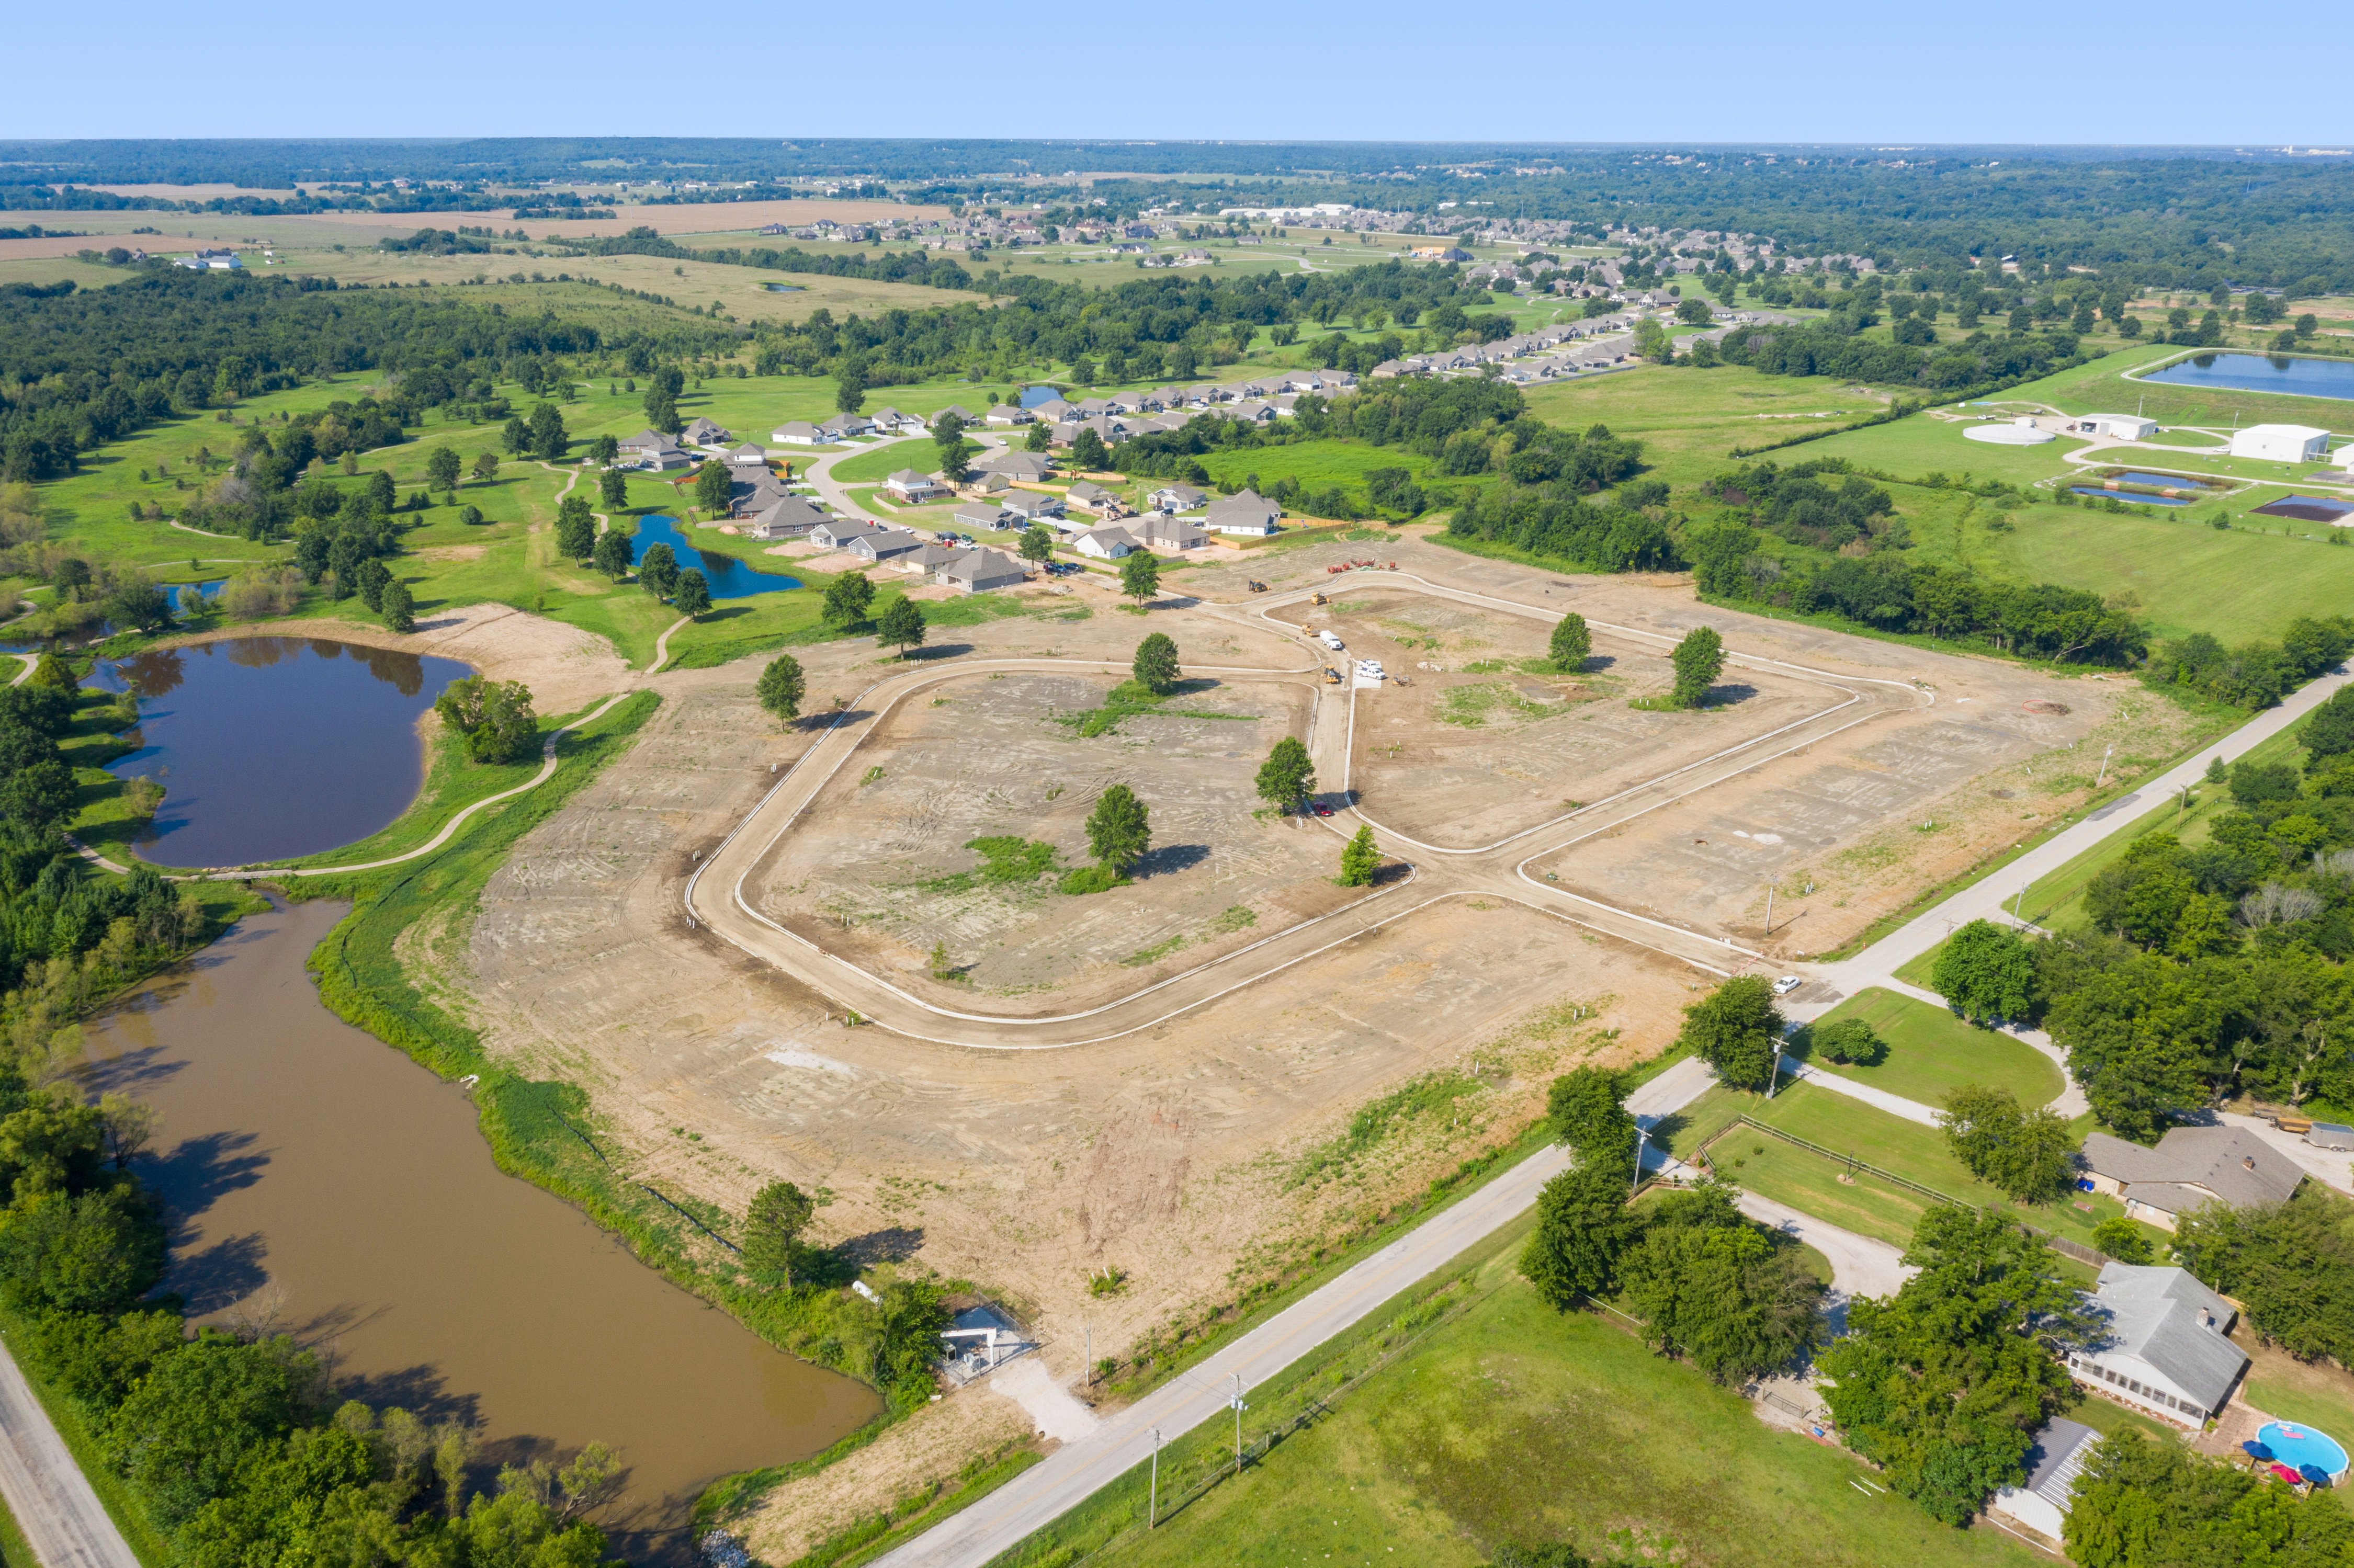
[1311,802,1334,817]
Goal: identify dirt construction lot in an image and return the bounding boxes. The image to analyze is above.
[428,531,2204,1547]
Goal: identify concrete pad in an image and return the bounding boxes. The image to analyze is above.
[988,1358,1099,1445]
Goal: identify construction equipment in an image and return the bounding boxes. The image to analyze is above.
[1310,592,1328,605]
[1247,580,1268,593]
[1321,667,1341,684]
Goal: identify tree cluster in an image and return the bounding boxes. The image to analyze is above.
[2066,1429,2354,1568]
[433,676,538,765]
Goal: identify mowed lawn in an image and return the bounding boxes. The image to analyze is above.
[1093,1260,2043,1568]
[1193,437,1439,495]
[1800,988,2063,1109]
[1523,363,1910,488]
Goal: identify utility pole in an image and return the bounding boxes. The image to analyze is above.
[1764,881,1775,936]
[1149,1427,1162,1527]
[1084,1322,1092,1391]
[1231,1373,1248,1475]
[2097,744,2113,789]
[1633,1124,1647,1194]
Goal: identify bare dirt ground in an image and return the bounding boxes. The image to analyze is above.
[421,529,2199,1542]
[165,601,632,713]
[749,669,1341,1006]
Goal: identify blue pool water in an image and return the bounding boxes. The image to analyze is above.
[628,515,803,599]
[2258,1421,2349,1481]
[2103,471,2217,491]
[2072,487,2192,506]
[2141,353,2354,402]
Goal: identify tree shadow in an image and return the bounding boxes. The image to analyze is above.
[1703,683,1758,707]
[693,604,754,624]
[1133,843,1209,878]
[1583,654,1616,672]
[902,642,974,662]
[332,1361,482,1428]
[1167,676,1221,697]
[833,1226,925,1268]
[172,1232,270,1313]
[75,1041,187,1096]
[143,1128,269,1218]
[1367,861,1412,887]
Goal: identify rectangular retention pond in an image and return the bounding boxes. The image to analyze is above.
[2139,353,2354,401]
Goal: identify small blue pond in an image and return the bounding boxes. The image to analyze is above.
[628,515,803,599]
[2104,471,2216,491]
[1018,384,1065,408]
[2072,487,2192,506]
[171,581,224,613]
[2141,353,2354,402]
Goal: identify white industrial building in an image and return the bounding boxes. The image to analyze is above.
[2072,413,2157,440]
[2228,424,2333,463]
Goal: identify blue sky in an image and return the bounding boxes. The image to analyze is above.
[10,0,2353,145]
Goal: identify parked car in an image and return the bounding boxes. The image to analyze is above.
[1772,975,1802,996]
[1311,802,1335,817]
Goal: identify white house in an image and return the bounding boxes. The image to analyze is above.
[725,442,771,470]
[2063,1264,2247,1427]
[2079,1125,2303,1230]
[2073,414,2157,441]
[1150,483,1207,514]
[2229,424,2333,464]
[1074,527,1140,559]
[771,421,825,446]
[1205,489,1281,536]
[1989,1419,2101,1542]
[884,469,946,503]
[867,406,927,433]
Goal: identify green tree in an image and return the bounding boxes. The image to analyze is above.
[553,495,595,560]
[1620,1183,1824,1383]
[1677,974,1784,1092]
[1546,1065,1634,1156]
[2172,1187,2354,1363]
[756,655,806,728]
[1254,736,1316,810]
[834,358,867,414]
[588,433,619,466]
[435,676,538,765]
[1024,421,1052,453]
[694,460,732,517]
[1520,1158,1641,1307]
[673,570,712,619]
[591,528,632,580]
[638,542,679,600]
[471,451,500,484]
[1809,1016,1885,1065]
[1132,632,1179,695]
[0,1187,166,1316]
[1071,427,1111,470]
[501,416,530,456]
[597,465,629,510]
[877,595,926,656]
[1939,1084,2078,1203]
[643,385,677,432]
[527,402,567,460]
[2067,1430,2354,1568]
[2088,1215,2155,1265]
[425,446,461,494]
[1085,783,1150,871]
[1932,919,2037,1022]
[742,1180,818,1288]
[112,1332,320,1527]
[1669,624,1724,708]
[355,556,391,612]
[822,571,875,628]
[1818,1208,2090,1526]
[933,414,973,481]
[1119,550,1161,604]
[1019,525,1056,564]
[1337,825,1379,886]
[2303,686,2354,758]
[1549,611,1591,672]
[380,579,415,634]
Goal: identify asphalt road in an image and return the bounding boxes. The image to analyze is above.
[0,1333,140,1568]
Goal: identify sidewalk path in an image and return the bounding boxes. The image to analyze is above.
[0,1332,139,1568]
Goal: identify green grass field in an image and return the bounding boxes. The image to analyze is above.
[1072,1258,2042,1568]
[1523,363,1912,488]
[1798,988,2064,1108]
[1192,437,1439,496]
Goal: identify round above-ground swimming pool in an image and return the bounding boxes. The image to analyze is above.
[2258,1421,2349,1484]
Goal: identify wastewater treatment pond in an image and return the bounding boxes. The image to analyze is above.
[2140,352,2354,401]
[99,637,474,868]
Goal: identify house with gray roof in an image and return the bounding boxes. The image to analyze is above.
[810,519,890,552]
[1206,489,1280,536]
[726,442,771,469]
[930,404,981,428]
[820,412,876,440]
[771,421,825,445]
[1136,514,1208,551]
[1074,527,1141,560]
[969,450,1055,483]
[884,469,946,503]
[743,495,829,541]
[1001,491,1065,523]
[729,471,793,517]
[846,527,925,565]
[938,548,1027,594]
[867,406,926,433]
[1990,1419,2102,1542]
[2063,1264,2247,1427]
[1149,483,1207,514]
[1063,481,1127,518]
[617,428,673,453]
[2080,1126,2304,1230]
[952,501,1011,533]
[681,416,733,447]
[982,404,1033,426]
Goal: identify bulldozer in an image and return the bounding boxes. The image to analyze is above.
[1247,580,1268,593]
[1310,592,1328,605]
[1321,667,1341,685]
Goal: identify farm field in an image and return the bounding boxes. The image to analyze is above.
[1798,987,2064,1108]
[1068,1251,2042,1568]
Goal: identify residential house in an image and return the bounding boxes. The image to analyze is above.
[901,542,971,577]
[617,429,674,456]
[846,528,925,566]
[2079,1126,2304,1230]
[810,519,890,552]
[968,469,1012,495]
[771,421,825,446]
[1150,483,1207,514]
[953,502,1011,533]
[930,404,981,428]
[742,495,829,541]
[938,548,1028,594]
[1135,514,1208,551]
[725,442,772,470]
[867,406,927,433]
[681,417,733,447]
[1001,491,1066,524]
[175,248,243,270]
[982,404,1034,426]
[1206,489,1281,536]
[2064,1264,2247,1427]
[729,471,793,517]
[819,413,875,441]
[1063,481,1127,518]
[969,450,1055,484]
[1074,527,1141,559]
[1989,1420,2101,1542]
[885,469,946,503]
[1031,398,1079,425]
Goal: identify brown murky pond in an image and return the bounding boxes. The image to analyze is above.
[84,898,879,1556]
